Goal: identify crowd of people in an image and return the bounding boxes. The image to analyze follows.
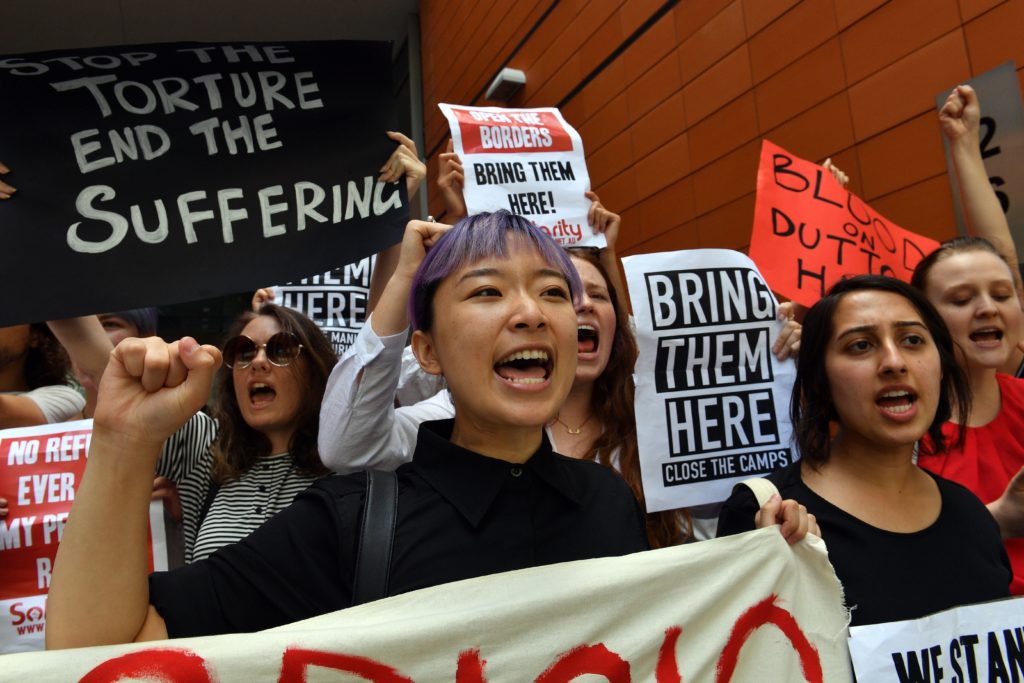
[0,85,1021,649]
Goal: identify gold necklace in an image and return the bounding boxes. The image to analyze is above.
[553,413,592,435]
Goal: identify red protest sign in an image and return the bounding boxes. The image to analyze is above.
[446,106,574,154]
[0,420,166,653]
[0,423,92,602]
[749,140,940,307]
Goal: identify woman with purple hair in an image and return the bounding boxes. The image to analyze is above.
[46,211,657,646]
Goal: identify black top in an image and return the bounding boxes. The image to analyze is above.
[149,420,649,637]
[716,460,1012,626]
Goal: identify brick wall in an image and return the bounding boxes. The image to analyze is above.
[418,0,1024,257]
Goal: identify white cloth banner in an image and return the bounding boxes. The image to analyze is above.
[848,596,1024,682]
[0,420,168,654]
[0,529,853,682]
[438,103,601,247]
[623,249,797,511]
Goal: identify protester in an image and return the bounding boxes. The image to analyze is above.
[146,303,337,563]
[717,275,1013,626]
[319,197,696,546]
[901,85,1024,595]
[45,212,634,646]
[0,324,84,427]
[911,240,1024,593]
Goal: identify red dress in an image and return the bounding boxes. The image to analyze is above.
[918,373,1024,595]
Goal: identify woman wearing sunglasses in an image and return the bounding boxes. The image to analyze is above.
[154,304,336,562]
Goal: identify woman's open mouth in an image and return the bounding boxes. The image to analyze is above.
[249,382,277,406]
[876,389,916,417]
[969,327,1003,345]
[494,349,552,385]
[578,324,599,355]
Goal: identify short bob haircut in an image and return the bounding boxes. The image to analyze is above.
[793,275,970,468]
[211,304,337,483]
[911,235,1018,292]
[409,210,582,333]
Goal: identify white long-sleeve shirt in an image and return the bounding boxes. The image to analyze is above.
[318,317,453,473]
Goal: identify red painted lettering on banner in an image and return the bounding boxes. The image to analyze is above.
[534,643,631,682]
[656,626,683,683]
[455,648,488,682]
[277,647,413,682]
[78,648,213,683]
[449,107,573,155]
[714,595,823,683]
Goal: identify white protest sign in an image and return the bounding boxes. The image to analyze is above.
[0,420,168,654]
[271,255,375,355]
[937,62,1024,260]
[849,596,1024,682]
[438,103,601,247]
[624,249,797,511]
[0,528,853,681]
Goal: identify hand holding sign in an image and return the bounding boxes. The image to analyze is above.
[438,139,468,221]
[772,302,803,361]
[755,494,820,545]
[379,131,426,198]
[95,337,221,450]
[585,191,620,249]
[0,161,14,199]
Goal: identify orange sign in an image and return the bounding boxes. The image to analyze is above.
[749,140,940,307]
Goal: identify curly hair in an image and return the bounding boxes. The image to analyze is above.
[25,324,72,389]
[567,249,690,548]
[211,304,337,483]
[793,275,971,468]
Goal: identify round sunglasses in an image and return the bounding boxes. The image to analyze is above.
[222,331,304,369]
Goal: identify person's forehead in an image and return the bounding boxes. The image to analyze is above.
[241,315,282,340]
[832,290,923,333]
[570,257,606,288]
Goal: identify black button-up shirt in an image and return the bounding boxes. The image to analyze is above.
[150,420,649,637]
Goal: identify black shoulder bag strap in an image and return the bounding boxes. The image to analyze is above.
[350,469,399,606]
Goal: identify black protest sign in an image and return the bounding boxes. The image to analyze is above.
[0,41,405,326]
[274,256,374,356]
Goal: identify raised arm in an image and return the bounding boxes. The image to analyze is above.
[46,337,220,649]
[369,132,427,314]
[318,220,453,473]
[585,191,630,315]
[940,85,1018,276]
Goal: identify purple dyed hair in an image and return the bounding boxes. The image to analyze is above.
[409,210,582,332]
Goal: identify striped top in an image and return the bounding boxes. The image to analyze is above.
[156,412,325,563]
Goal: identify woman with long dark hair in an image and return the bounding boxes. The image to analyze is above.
[153,304,337,562]
[718,275,1012,625]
